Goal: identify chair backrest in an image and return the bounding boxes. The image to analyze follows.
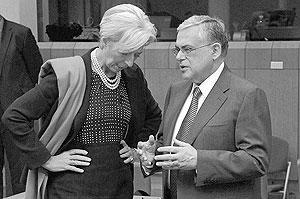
[268,136,289,174]
[267,136,291,199]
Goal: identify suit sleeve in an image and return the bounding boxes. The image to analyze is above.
[22,28,43,84]
[1,68,58,169]
[195,88,272,186]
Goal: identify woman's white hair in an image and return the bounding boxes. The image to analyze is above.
[178,15,229,57]
[99,4,157,53]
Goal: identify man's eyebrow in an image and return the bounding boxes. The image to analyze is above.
[175,45,192,49]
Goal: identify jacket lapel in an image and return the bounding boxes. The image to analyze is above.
[0,19,12,77]
[122,65,139,142]
[165,81,193,145]
[72,49,93,134]
[184,66,231,145]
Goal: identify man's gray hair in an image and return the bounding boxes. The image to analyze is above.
[178,15,229,57]
[99,4,157,53]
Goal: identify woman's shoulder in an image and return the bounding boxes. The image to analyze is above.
[123,63,144,78]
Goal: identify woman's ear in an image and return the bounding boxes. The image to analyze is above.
[211,43,222,60]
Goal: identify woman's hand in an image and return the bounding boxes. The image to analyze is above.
[42,149,91,173]
[119,140,135,164]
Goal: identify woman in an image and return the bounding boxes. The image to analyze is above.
[1,4,161,199]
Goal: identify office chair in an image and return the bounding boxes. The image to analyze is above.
[267,136,291,199]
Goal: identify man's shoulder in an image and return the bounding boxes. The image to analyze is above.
[122,63,143,78]
[228,70,265,96]
[6,20,30,33]
[231,71,258,88]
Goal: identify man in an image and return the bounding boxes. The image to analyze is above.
[138,15,271,199]
[0,15,42,197]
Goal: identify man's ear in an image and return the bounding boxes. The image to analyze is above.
[212,43,222,60]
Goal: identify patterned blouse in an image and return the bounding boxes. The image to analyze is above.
[75,71,132,144]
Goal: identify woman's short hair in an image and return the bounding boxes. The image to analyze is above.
[178,15,229,57]
[99,4,157,53]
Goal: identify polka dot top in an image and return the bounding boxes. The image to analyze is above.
[75,71,132,144]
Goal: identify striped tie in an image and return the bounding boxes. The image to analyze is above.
[176,87,202,142]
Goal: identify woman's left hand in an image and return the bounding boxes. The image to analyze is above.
[119,140,135,164]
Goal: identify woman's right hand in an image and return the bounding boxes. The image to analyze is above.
[42,149,91,173]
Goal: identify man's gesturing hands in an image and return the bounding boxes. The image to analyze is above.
[136,136,198,170]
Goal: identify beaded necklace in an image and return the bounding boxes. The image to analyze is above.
[91,48,121,90]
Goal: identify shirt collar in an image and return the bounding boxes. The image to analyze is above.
[192,62,224,97]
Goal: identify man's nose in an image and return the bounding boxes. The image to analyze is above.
[176,50,185,61]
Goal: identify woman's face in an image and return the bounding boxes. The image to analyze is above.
[101,42,143,77]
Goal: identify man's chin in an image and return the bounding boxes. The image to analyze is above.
[181,71,192,80]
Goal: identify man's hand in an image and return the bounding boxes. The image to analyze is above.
[119,140,135,164]
[42,149,91,173]
[136,135,156,168]
[154,138,197,170]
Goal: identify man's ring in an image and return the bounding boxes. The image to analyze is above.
[130,157,134,162]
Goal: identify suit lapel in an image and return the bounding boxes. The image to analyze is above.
[165,81,193,145]
[0,19,12,77]
[185,66,231,145]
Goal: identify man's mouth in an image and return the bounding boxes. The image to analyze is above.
[180,65,189,69]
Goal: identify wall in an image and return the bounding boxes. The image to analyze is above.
[38,41,300,196]
[0,0,38,38]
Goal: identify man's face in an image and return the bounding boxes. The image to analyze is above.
[175,25,216,84]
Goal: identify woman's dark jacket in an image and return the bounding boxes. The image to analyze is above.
[1,49,162,170]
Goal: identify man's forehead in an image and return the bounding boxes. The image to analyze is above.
[176,26,204,46]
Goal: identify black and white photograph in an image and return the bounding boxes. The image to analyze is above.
[0,0,300,199]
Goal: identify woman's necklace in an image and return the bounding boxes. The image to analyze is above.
[91,49,121,90]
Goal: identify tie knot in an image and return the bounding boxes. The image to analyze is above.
[193,87,202,98]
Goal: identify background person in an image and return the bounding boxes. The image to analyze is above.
[0,14,43,197]
[1,4,161,199]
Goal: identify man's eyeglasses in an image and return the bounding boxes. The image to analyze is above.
[172,43,214,56]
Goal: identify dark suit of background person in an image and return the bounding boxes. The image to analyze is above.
[141,15,272,199]
[0,15,42,197]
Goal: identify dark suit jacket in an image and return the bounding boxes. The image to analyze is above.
[157,65,271,199]
[1,49,162,170]
[0,18,42,114]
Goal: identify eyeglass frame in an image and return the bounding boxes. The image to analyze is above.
[172,42,216,57]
